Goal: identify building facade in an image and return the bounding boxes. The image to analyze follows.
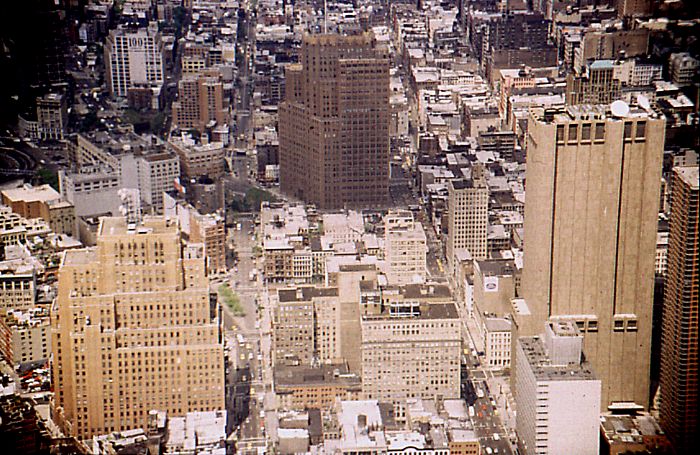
[51,217,224,438]
[659,166,699,452]
[105,24,164,98]
[279,33,390,209]
[519,104,665,409]
[172,69,229,133]
[361,302,461,420]
[446,172,489,273]
[514,321,601,455]
[384,211,427,285]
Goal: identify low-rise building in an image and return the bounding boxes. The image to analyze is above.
[361,301,461,420]
[1,185,76,238]
[0,307,51,367]
[275,364,362,411]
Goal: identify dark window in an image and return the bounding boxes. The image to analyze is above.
[595,123,605,140]
[568,125,578,142]
[636,121,646,139]
[624,122,633,139]
[581,124,591,141]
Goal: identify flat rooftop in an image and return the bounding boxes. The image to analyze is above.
[278,286,339,302]
[519,336,597,381]
[98,216,178,236]
[2,185,61,203]
[274,363,361,388]
[676,166,699,190]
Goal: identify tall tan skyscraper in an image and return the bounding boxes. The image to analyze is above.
[172,69,229,133]
[660,166,698,452]
[279,32,389,209]
[446,165,489,273]
[518,104,665,408]
[51,217,224,438]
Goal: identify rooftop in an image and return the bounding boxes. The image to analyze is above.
[675,166,699,189]
[519,336,597,381]
[1,185,62,204]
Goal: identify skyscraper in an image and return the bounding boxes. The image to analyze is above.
[446,165,489,273]
[518,104,665,408]
[172,69,229,133]
[51,217,224,438]
[279,32,389,209]
[105,24,164,98]
[660,166,699,452]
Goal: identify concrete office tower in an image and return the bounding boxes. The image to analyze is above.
[514,321,600,455]
[519,104,665,409]
[446,166,489,274]
[279,32,390,209]
[660,166,699,452]
[172,69,229,133]
[105,24,164,98]
[384,211,427,285]
[51,217,224,438]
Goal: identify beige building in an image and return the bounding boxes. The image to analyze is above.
[446,170,489,274]
[51,217,224,438]
[279,32,390,209]
[361,301,461,420]
[0,258,38,313]
[274,364,362,411]
[384,211,427,285]
[36,93,68,141]
[273,287,340,366]
[172,69,229,133]
[0,307,50,367]
[169,134,225,179]
[660,166,699,452]
[519,104,665,409]
[1,184,76,238]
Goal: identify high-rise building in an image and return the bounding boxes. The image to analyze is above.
[384,210,427,285]
[51,217,224,438]
[36,93,67,141]
[660,166,699,452]
[172,69,229,133]
[518,104,665,408]
[105,24,164,98]
[446,167,489,274]
[514,321,600,455]
[279,32,390,209]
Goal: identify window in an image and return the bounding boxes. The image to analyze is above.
[581,123,591,141]
[556,125,565,143]
[627,320,637,332]
[624,122,633,140]
[636,121,646,140]
[595,123,605,140]
[568,124,578,142]
[614,320,624,332]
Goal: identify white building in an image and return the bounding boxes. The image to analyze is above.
[446,170,489,275]
[384,211,427,285]
[514,321,601,455]
[105,23,164,98]
[483,317,512,368]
